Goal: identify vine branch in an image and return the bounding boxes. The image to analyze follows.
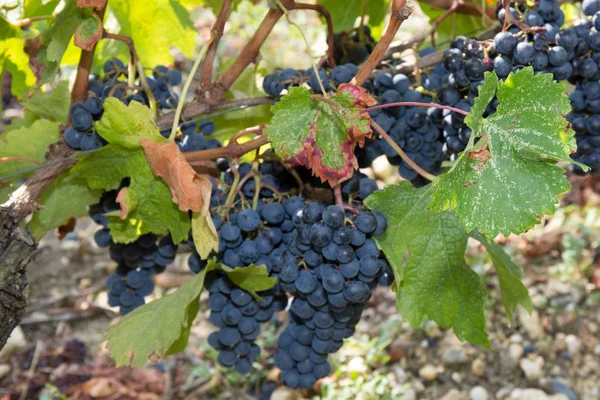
[212,1,294,98]
[199,0,233,90]
[351,0,412,86]
[184,129,269,163]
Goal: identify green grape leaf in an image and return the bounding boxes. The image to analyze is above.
[471,232,533,323]
[30,0,88,84]
[23,0,61,18]
[318,0,390,32]
[22,80,70,123]
[220,264,277,301]
[72,99,189,243]
[365,182,490,348]
[430,68,583,239]
[266,85,375,186]
[28,170,101,240]
[0,119,59,178]
[109,0,197,67]
[419,1,486,45]
[1,37,36,97]
[106,259,219,368]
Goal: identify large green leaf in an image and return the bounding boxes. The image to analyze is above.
[72,99,190,243]
[23,0,61,18]
[318,0,390,32]
[365,182,490,348]
[0,37,36,97]
[28,170,101,240]
[471,232,533,323]
[266,85,373,186]
[22,80,70,123]
[0,119,59,178]
[31,0,88,84]
[430,68,581,239]
[108,0,197,67]
[106,259,218,368]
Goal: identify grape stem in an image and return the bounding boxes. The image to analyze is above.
[0,157,42,165]
[274,0,328,97]
[184,128,268,163]
[356,101,470,118]
[10,15,54,27]
[429,0,461,48]
[170,39,214,141]
[371,120,440,183]
[294,2,336,67]
[199,0,234,91]
[334,184,344,209]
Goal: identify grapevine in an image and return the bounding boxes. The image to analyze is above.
[0,0,595,397]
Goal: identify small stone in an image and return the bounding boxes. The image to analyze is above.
[520,357,544,381]
[564,334,581,355]
[392,366,407,384]
[441,347,469,365]
[497,387,513,399]
[510,388,549,400]
[441,389,468,400]
[594,344,600,355]
[413,379,425,392]
[471,358,485,376]
[347,356,367,374]
[372,155,393,180]
[552,379,579,400]
[0,364,11,379]
[518,308,544,340]
[270,387,302,400]
[554,333,567,352]
[403,389,417,400]
[548,396,569,400]
[470,386,489,400]
[451,372,462,383]
[424,321,443,338]
[509,343,524,363]
[510,334,524,344]
[419,364,437,381]
[0,326,27,357]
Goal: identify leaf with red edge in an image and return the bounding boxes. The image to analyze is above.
[74,13,103,51]
[266,85,375,187]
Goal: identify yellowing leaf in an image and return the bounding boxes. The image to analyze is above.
[191,211,218,259]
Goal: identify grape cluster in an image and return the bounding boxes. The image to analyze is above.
[273,203,392,390]
[333,26,377,65]
[90,191,177,315]
[65,58,183,151]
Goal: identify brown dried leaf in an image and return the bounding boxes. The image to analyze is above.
[74,13,104,51]
[56,217,76,240]
[140,139,212,214]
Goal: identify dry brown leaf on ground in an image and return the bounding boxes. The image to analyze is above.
[141,139,212,214]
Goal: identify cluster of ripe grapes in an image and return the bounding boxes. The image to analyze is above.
[65,58,183,151]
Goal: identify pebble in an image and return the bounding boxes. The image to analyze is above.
[594,344,600,355]
[510,333,524,343]
[270,387,302,400]
[413,379,425,392]
[518,308,544,340]
[519,357,544,381]
[510,388,549,400]
[509,343,524,363]
[0,326,27,357]
[564,334,581,355]
[371,155,393,180]
[471,358,485,376]
[424,321,443,338]
[347,356,367,374]
[403,389,417,400]
[451,372,462,383]
[470,386,489,400]
[441,347,469,365]
[552,379,578,400]
[0,364,11,379]
[441,389,468,400]
[392,366,407,384]
[418,364,437,381]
